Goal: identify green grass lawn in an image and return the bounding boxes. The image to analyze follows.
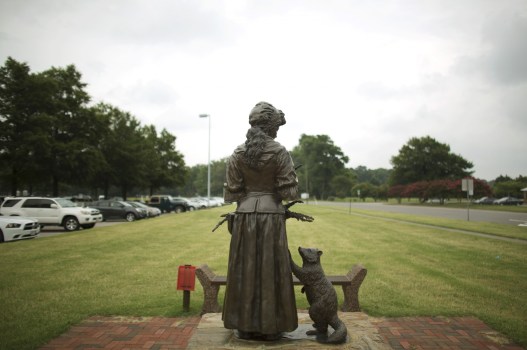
[1,205,526,349]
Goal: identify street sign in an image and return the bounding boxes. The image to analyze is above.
[461,179,474,196]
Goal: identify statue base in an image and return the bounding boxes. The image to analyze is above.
[187,311,391,349]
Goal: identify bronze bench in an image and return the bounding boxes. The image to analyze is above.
[195,264,367,315]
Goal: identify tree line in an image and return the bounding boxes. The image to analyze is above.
[0,57,185,199]
[178,134,525,203]
[2,58,524,202]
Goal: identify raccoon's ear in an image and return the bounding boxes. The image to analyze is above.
[318,250,323,256]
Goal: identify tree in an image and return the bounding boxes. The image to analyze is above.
[0,58,100,196]
[1,58,189,199]
[291,134,349,199]
[352,182,375,201]
[493,175,527,198]
[493,175,513,183]
[90,103,150,199]
[330,172,355,198]
[0,57,38,195]
[388,184,406,203]
[210,158,227,196]
[387,178,492,203]
[353,166,391,185]
[175,158,227,197]
[31,64,96,196]
[142,125,186,196]
[390,136,473,185]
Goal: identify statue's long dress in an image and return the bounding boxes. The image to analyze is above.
[223,136,299,335]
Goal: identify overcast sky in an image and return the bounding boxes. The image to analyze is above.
[1,0,526,181]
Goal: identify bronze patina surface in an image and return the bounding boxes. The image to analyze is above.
[222,102,299,340]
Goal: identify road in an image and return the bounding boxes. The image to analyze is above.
[313,201,527,227]
[34,203,527,240]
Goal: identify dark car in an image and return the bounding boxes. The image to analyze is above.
[493,197,524,206]
[90,200,145,221]
[474,196,496,205]
[147,195,191,213]
[128,201,161,217]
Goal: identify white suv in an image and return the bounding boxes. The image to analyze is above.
[0,197,103,231]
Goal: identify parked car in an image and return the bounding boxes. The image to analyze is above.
[0,197,102,231]
[493,197,524,206]
[147,195,191,213]
[0,215,40,242]
[90,200,145,221]
[426,198,444,204]
[171,197,195,211]
[474,196,496,204]
[186,197,206,210]
[212,197,226,206]
[198,197,223,207]
[128,201,161,217]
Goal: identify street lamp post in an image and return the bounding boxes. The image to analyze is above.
[199,114,211,205]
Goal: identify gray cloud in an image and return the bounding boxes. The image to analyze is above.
[0,0,238,49]
[1,0,525,180]
[482,12,527,85]
[357,74,445,100]
[454,11,527,86]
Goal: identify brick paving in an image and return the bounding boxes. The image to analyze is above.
[374,316,524,350]
[39,316,201,350]
[39,314,525,350]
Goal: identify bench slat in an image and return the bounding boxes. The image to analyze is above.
[211,275,350,285]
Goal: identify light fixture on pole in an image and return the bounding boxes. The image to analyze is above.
[199,114,211,206]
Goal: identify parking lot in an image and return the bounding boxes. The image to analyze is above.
[37,221,124,238]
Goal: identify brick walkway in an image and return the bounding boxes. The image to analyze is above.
[374,316,524,350]
[39,315,524,350]
[39,316,201,350]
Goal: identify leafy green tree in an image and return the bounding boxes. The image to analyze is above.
[178,165,207,196]
[376,184,389,201]
[353,166,391,185]
[210,158,227,197]
[1,59,189,199]
[493,175,513,183]
[352,182,377,201]
[330,173,354,198]
[90,103,149,199]
[493,176,527,198]
[291,134,349,199]
[32,64,96,195]
[142,125,186,196]
[0,58,101,196]
[0,57,38,194]
[390,136,473,185]
[175,159,226,198]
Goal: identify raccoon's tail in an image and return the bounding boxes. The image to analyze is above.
[326,315,347,344]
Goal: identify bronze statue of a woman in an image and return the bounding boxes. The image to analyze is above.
[222,102,299,340]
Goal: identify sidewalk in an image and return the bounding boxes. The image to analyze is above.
[39,313,524,350]
[39,316,201,350]
[374,316,524,350]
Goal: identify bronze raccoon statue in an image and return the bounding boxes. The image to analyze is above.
[290,247,348,344]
